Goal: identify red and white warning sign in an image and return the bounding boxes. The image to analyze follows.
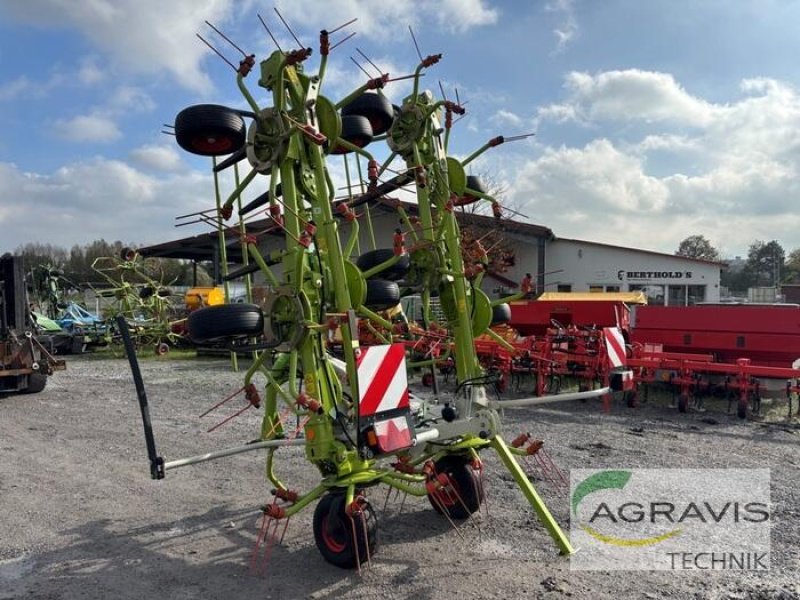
[356,344,410,417]
[603,327,627,368]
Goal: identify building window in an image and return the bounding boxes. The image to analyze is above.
[589,285,604,293]
[557,284,573,293]
[668,285,687,306]
[688,285,706,305]
[629,284,665,305]
[666,285,707,306]
[605,285,620,293]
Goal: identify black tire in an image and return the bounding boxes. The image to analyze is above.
[356,249,410,281]
[491,303,511,325]
[427,455,483,520]
[460,175,488,204]
[364,280,400,311]
[175,104,246,157]
[341,93,395,136]
[624,390,638,408]
[187,303,263,343]
[120,247,136,261]
[737,397,748,419]
[313,493,377,569]
[24,373,47,394]
[677,393,689,413]
[331,115,373,155]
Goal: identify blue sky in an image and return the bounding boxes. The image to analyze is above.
[2,0,800,259]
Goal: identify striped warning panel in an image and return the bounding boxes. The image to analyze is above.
[603,327,627,368]
[356,344,409,417]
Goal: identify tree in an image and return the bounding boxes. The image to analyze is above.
[784,248,800,283]
[675,235,720,261]
[744,239,785,287]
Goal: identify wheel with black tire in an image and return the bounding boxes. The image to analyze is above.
[341,92,395,136]
[356,249,410,281]
[175,104,246,156]
[624,390,638,408]
[427,455,483,520]
[155,342,170,356]
[120,247,137,261]
[677,393,689,413]
[491,303,511,325]
[737,397,748,419]
[24,373,47,394]
[313,493,377,569]
[331,115,373,154]
[187,303,263,343]
[364,279,400,311]
[459,175,488,205]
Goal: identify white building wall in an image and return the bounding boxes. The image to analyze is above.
[546,239,721,305]
[250,212,716,305]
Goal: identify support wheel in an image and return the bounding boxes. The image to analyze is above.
[624,390,638,408]
[427,455,483,520]
[175,104,246,156]
[313,493,377,569]
[677,393,689,413]
[187,303,263,343]
[24,373,47,394]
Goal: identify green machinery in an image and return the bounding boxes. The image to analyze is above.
[133,17,611,570]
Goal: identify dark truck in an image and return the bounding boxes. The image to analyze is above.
[0,254,64,394]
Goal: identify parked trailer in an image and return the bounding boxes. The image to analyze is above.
[631,304,800,368]
[1,254,65,394]
[508,292,645,337]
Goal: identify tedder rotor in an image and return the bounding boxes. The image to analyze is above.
[124,15,614,570]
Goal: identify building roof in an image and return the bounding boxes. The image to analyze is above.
[554,236,728,267]
[138,198,553,261]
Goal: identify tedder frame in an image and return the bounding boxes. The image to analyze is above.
[126,14,613,570]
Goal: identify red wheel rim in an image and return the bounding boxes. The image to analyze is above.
[321,515,346,552]
[191,135,234,153]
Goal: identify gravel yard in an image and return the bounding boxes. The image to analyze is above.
[1,355,799,600]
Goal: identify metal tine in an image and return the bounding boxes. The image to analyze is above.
[251,508,281,576]
[273,7,304,48]
[205,20,248,57]
[408,25,424,62]
[327,17,358,35]
[198,385,246,418]
[196,33,238,71]
[161,130,176,136]
[438,80,448,102]
[356,48,384,77]
[257,13,283,54]
[350,56,373,80]
[329,31,356,51]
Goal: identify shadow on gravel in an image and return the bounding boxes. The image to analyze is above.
[3,501,454,600]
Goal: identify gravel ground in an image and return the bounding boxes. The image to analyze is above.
[1,355,799,600]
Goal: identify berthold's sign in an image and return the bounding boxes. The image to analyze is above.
[617,270,692,280]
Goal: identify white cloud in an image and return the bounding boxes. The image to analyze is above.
[545,0,578,53]
[491,109,523,128]
[53,114,122,143]
[436,0,499,33]
[541,69,716,127]
[4,0,246,92]
[129,144,186,173]
[272,0,497,40]
[501,73,800,255]
[78,57,106,85]
[109,86,157,112]
[0,77,34,102]
[0,159,217,252]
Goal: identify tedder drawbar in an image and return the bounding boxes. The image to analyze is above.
[123,15,616,570]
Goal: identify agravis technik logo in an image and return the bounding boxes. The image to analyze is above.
[569,469,771,571]
[572,470,682,547]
